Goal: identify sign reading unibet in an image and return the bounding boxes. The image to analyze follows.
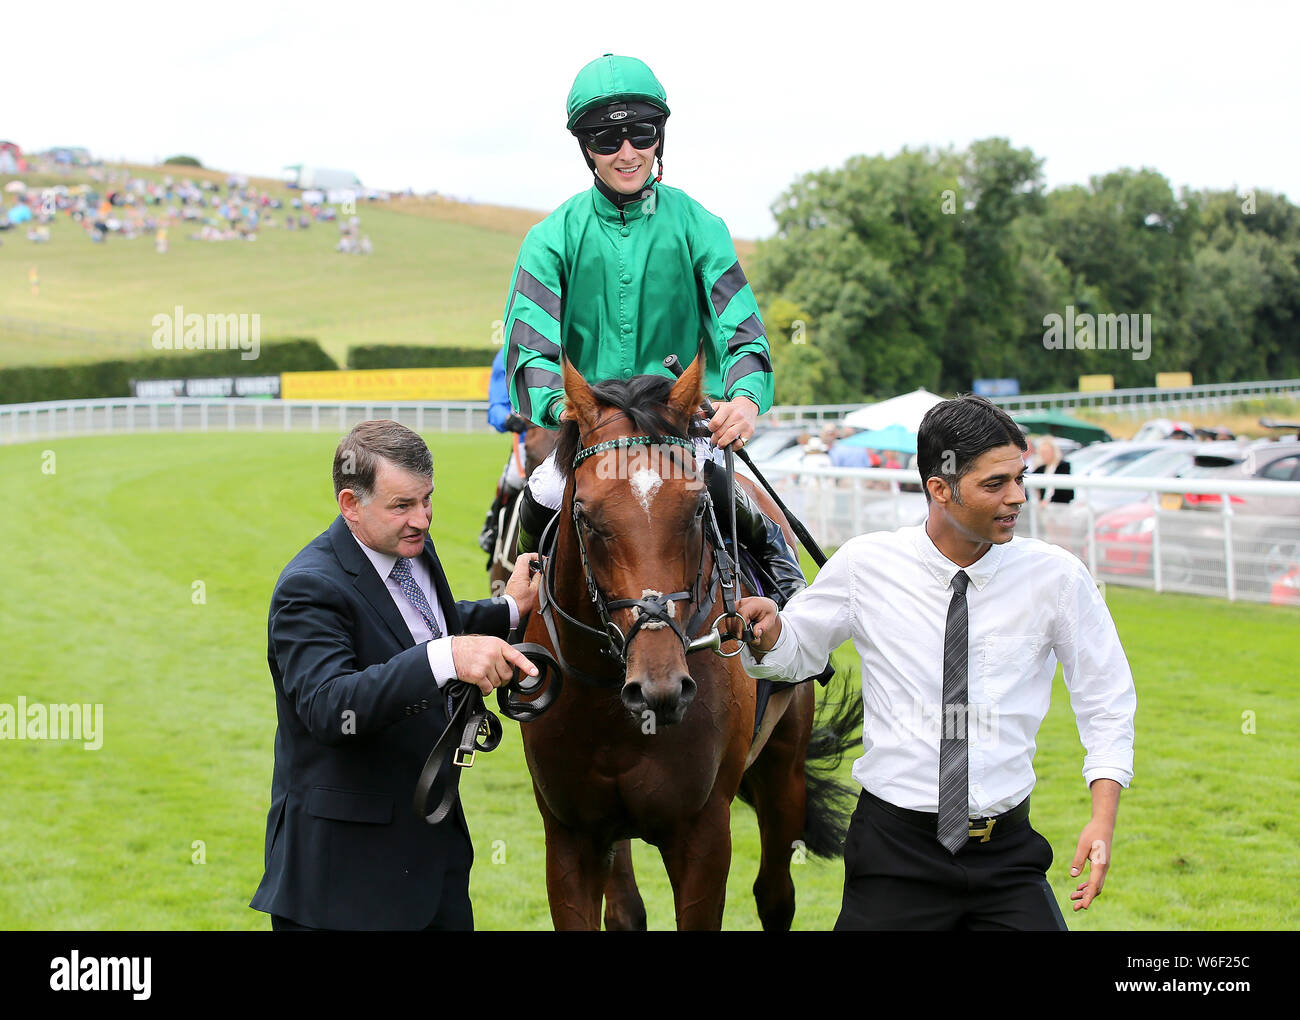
[131,376,281,399]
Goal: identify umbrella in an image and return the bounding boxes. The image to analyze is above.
[7,203,33,224]
[1011,410,1112,444]
[4,180,27,193]
[842,388,945,431]
[839,423,917,454]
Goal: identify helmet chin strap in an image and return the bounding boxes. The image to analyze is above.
[578,139,665,208]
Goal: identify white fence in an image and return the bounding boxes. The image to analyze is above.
[0,398,493,444]
[765,378,1300,426]
[753,464,1300,606]
[5,395,1297,604]
[5,375,1299,442]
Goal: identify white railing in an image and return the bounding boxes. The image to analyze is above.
[989,378,1300,417]
[5,376,1298,442]
[766,403,867,425]
[0,397,494,443]
[764,378,1300,425]
[749,463,1300,606]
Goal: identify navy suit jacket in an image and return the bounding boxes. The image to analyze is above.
[250,515,511,929]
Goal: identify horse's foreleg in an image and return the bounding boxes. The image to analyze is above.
[534,788,612,931]
[743,681,814,931]
[658,795,733,931]
[602,840,647,931]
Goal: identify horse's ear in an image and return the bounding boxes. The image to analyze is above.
[666,348,705,424]
[562,353,599,428]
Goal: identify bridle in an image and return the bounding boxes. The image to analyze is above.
[535,412,748,688]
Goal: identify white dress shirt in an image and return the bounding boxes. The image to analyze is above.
[351,532,518,688]
[742,524,1136,816]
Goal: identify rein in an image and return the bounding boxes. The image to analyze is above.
[414,642,562,824]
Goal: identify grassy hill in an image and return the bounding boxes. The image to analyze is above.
[0,161,758,372]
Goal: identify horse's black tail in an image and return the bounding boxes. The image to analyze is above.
[799,671,863,859]
[736,669,863,859]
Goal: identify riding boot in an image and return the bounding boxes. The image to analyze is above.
[707,465,834,685]
[479,488,506,555]
[733,483,808,609]
[516,485,559,558]
[704,461,806,608]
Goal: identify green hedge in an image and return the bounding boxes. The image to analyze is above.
[0,339,336,404]
[347,345,497,370]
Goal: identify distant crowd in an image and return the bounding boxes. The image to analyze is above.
[0,167,375,255]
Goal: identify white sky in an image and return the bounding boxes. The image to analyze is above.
[6,0,1296,238]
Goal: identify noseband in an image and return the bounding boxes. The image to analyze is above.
[535,422,745,688]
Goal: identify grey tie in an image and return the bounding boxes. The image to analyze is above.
[937,570,971,854]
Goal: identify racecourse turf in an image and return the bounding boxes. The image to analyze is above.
[1,430,1296,930]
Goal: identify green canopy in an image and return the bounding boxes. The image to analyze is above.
[1011,410,1112,444]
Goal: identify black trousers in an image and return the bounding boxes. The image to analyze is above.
[271,868,474,932]
[835,790,1068,931]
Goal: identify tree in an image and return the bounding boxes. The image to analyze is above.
[752,147,965,400]
[763,298,833,405]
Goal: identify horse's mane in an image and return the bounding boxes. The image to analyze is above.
[555,374,691,480]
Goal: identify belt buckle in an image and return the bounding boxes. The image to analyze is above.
[453,748,476,768]
[968,817,996,843]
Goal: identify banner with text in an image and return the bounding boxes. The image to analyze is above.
[280,367,492,401]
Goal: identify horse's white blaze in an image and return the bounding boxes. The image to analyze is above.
[630,467,663,518]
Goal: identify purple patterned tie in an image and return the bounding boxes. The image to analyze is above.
[390,556,443,640]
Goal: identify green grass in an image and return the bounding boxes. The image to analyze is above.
[1,431,1297,929]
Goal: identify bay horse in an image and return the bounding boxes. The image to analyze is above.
[520,353,857,930]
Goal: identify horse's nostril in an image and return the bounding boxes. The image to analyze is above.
[678,673,697,707]
[621,682,647,716]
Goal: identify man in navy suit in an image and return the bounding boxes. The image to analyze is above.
[251,420,540,930]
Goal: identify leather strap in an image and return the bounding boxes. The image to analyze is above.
[413,643,562,825]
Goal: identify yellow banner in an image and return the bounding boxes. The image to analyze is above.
[1156,371,1193,389]
[1077,374,1114,392]
[281,367,492,401]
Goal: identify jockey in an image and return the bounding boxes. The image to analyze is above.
[478,346,527,557]
[506,53,806,607]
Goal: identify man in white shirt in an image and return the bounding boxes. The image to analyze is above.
[251,420,541,930]
[735,395,1136,930]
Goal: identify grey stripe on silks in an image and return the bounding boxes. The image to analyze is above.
[710,261,749,316]
[937,569,971,854]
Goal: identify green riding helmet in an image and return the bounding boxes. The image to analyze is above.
[566,53,670,131]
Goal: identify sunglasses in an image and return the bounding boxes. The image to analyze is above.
[581,120,661,155]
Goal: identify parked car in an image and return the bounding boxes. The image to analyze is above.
[1094,440,1300,594]
[745,426,804,464]
[1131,418,1196,442]
[1063,441,1173,482]
[1084,440,1247,513]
